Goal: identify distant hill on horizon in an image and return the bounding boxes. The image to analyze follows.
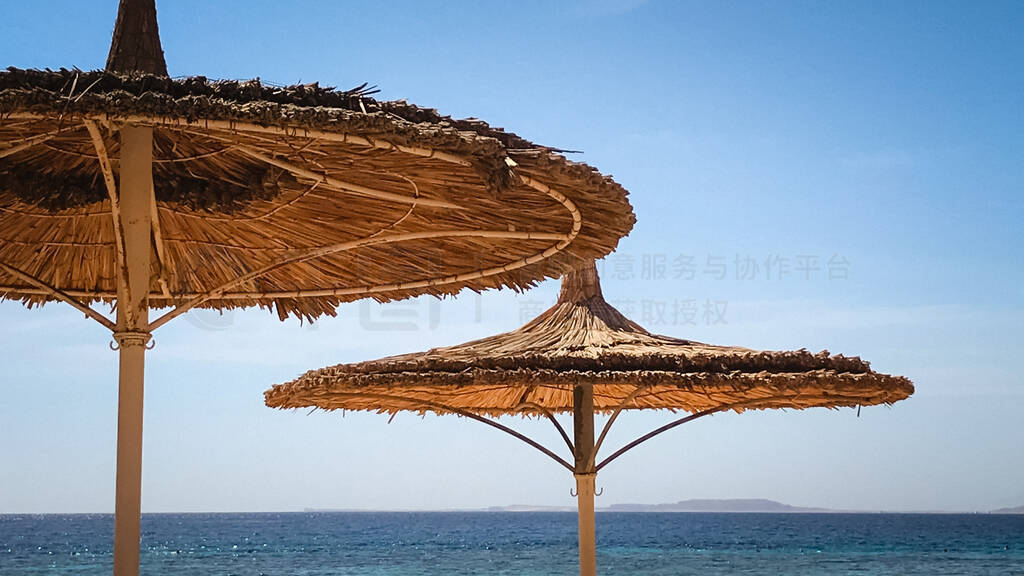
[605,498,831,513]
[486,498,832,513]
[485,505,576,512]
[304,499,1022,515]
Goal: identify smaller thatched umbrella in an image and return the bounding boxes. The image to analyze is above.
[266,261,913,576]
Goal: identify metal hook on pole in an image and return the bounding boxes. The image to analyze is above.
[571,485,602,497]
[110,331,153,352]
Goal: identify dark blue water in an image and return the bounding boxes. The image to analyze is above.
[2,512,1022,575]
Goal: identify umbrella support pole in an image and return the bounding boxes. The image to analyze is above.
[574,473,597,576]
[112,331,148,576]
[112,124,153,576]
[573,384,597,576]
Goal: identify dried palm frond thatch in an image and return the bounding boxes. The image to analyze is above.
[266,261,913,416]
[0,68,635,321]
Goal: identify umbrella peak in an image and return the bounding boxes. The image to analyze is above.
[106,0,168,76]
[512,260,653,350]
[558,260,604,303]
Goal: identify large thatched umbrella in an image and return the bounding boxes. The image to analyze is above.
[266,260,913,576]
[0,2,634,575]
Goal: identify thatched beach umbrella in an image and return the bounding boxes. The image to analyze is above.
[266,260,913,576]
[0,2,634,575]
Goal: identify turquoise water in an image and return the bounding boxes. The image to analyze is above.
[2,512,1023,575]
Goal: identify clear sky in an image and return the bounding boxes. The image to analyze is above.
[1,0,1022,514]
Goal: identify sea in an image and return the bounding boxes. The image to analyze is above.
[2,512,1023,575]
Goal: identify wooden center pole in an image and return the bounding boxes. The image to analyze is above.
[112,125,153,576]
[573,384,597,576]
[100,1,164,574]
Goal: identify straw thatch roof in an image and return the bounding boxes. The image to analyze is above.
[0,68,634,320]
[266,261,913,416]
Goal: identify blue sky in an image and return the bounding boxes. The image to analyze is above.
[1,0,1022,513]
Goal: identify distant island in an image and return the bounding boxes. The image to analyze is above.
[487,499,831,513]
[485,505,576,512]
[605,499,831,513]
[305,500,1024,514]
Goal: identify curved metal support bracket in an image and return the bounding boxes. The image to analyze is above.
[514,401,574,454]
[0,261,116,331]
[595,397,807,472]
[591,384,650,468]
[315,392,574,472]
